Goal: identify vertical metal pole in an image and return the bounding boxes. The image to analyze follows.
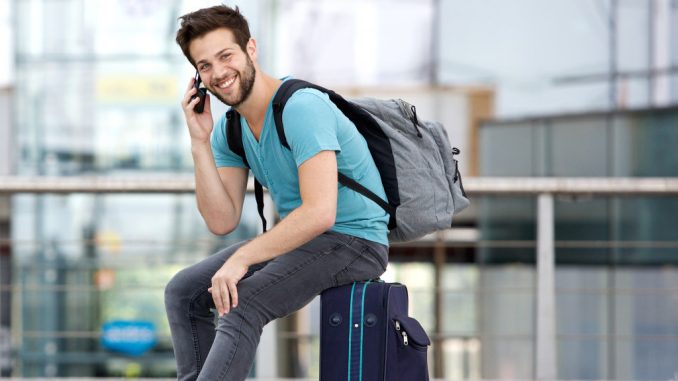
[648,0,656,104]
[653,0,672,105]
[430,0,444,374]
[536,193,556,380]
[433,231,445,378]
[609,0,618,110]
[607,3,619,378]
[430,0,441,85]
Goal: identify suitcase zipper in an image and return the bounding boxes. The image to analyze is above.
[394,320,409,346]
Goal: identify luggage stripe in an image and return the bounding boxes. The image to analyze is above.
[358,281,371,381]
[347,282,357,381]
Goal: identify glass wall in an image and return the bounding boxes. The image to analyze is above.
[479,108,678,379]
[10,0,259,376]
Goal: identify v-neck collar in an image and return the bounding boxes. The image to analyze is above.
[242,111,267,147]
[241,76,291,146]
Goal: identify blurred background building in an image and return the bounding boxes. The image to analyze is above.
[0,0,677,379]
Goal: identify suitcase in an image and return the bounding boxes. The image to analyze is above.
[320,280,431,381]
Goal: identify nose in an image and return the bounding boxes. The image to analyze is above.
[213,64,230,82]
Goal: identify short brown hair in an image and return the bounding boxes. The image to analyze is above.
[176,5,251,67]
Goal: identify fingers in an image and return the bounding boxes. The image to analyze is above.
[182,77,195,104]
[182,87,198,109]
[210,258,247,317]
[229,281,238,309]
[210,281,238,316]
[185,76,196,93]
[210,280,227,316]
[183,76,205,111]
[220,283,231,315]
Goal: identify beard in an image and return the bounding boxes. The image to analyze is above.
[209,55,256,108]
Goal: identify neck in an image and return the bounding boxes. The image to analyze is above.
[234,72,282,130]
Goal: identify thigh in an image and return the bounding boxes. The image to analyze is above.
[221,231,387,323]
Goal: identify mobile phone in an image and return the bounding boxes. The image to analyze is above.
[191,71,207,113]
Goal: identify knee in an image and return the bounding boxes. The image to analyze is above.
[164,267,195,308]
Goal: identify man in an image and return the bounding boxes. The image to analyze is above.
[165,5,389,381]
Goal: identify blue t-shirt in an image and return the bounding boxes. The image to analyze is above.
[210,81,389,246]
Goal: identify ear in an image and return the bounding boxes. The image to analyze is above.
[246,38,257,61]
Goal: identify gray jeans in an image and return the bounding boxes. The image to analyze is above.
[164,230,388,381]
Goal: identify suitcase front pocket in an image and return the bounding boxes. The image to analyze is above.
[391,317,431,380]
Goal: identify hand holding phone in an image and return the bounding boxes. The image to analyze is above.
[191,71,207,113]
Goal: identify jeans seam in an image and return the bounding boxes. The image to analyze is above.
[187,288,211,375]
[217,238,351,381]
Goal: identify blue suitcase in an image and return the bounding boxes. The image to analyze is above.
[320,281,431,381]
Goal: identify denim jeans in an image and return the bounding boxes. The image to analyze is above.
[164,230,389,381]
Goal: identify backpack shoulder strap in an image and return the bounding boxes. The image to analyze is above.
[225,109,249,168]
[271,79,398,229]
[271,79,322,150]
[225,109,267,233]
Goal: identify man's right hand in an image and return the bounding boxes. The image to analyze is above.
[182,77,214,145]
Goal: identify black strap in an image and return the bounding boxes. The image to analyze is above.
[254,180,267,233]
[338,174,397,229]
[226,109,267,233]
[226,110,250,168]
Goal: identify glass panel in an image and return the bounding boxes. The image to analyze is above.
[481,338,533,379]
[478,265,534,379]
[442,338,481,380]
[551,117,609,176]
[556,267,608,379]
[558,338,608,379]
[614,267,678,379]
[630,110,678,176]
[479,123,538,176]
[441,265,477,335]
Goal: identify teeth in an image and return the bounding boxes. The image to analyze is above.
[218,76,236,89]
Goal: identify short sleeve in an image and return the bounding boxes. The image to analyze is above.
[210,114,248,168]
[282,90,341,167]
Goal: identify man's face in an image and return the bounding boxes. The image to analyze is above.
[189,28,256,108]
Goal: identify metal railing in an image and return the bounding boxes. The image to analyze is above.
[3,176,678,195]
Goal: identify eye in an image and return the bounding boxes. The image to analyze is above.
[199,63,210,72]
[220,53,231,61]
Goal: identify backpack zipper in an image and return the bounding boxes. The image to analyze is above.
[410,105,423,138]
[396,99,423,138]
[452,148,460,182]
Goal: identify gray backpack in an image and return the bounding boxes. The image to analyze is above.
[226,79,469,242]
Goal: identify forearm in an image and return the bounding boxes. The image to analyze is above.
[192,142,238,233]
[234,203,334,266]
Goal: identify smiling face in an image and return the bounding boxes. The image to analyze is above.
[189,28,257,108]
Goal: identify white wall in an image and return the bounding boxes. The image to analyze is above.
[272,0,434,87]
[0,0,13,175]
[0,0,12,89]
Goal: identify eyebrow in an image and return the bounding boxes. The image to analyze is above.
[196,48,233,66]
